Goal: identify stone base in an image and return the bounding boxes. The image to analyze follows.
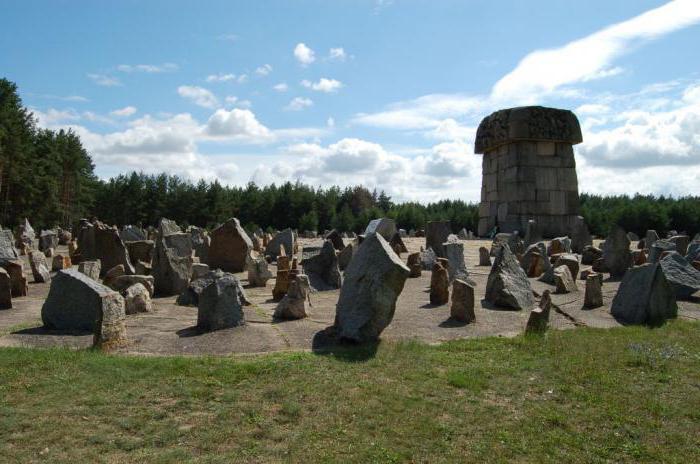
[478,214,579,239]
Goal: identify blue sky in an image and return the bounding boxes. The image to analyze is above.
[2,0,700,202]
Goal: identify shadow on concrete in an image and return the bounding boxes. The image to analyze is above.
[176,326,204,337]
[439,317,469,328]
[311,327,379,362]
[13,326,91,336]
[480,298,520,311]
[420,302,445,309]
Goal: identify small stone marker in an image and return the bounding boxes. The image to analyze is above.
[29,251,52,283]
[584,272,603,308]
[272,270,290,301]
[196,273,245,331]
[406,252,422,278]
[478,246,491,266]
[247,255,273,287]
[123,283,153,314]
[0,259,28,297]
[0,268,12,309]
[525,290,552,334]
[78,260,101,281]
[274,274,311,320]
[450,279,475,323]
[429,262,450,305]
[554,265,578,294]
[52,254,71,271]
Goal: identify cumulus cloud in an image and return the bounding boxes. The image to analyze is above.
[301,78,343,93]
[177,85,219,108]
[117,63,178,73]
[285,97,313,111]
[491,0,700,102]
[294,43,315,66]
[110,106,138,117]
[328,47,347,61]
[205,108,273,142]
[87,73,121,87]
[273,82,288,92]
[255,64,272,76]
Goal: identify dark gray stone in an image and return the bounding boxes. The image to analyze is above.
[611,263,677,325]
[570,216,592,254]
[29,251,52,283]
[426,221,451,258]
[648,239,676,264]
[659,252,700,299]
[0,230,19,260]
[486,245,535,310]
[302,240,341,290]
[196,273,245,331]
[120,225,146,242]
[94,223,135,275]
[525,290,552,334]
[265,228,296,260]
[603,226,631,278]
[208,218,252,273]
[364,218,396,241]
[39,230,59,252]
[443,240,469,283]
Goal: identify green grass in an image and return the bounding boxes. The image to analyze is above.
[1,322,699,463]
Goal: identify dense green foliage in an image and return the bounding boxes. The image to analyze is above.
[1,78,699,237]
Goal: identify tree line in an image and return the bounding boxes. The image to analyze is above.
[1,77,698,237]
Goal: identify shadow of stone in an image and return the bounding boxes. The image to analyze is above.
[420,302,445,309]
[176,326,204,337]
[311,327,379,362]
[13,326,92,336]
[438,317,469,328]
[480,298,520,312]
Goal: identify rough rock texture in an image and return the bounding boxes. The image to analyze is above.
[570,216,592,254]
[485,245,535,310]
[190,227,210,264]
[611,263,678,325]
[430,262,450,305]
[648,239,676,264]
[687,241,700,263]
[325,229,345,251]
[554,265,578,294]
[389,232,408,255]
[108,275,155,297]
[0,259,28,297]
[645,230,660,249]
[632,249,647,266]
[524,219,543,246]
[603,226,632,278]
[584,272,604,308]
[123,283,153,314]
[450,278,475,323]
[265,228,296,261]
[196,273,246,331]
[301,240,342,291]
[364,218,397,241]
[475,106,583,237]
[581,245,603,265]
[525,290,552,334]
[521,242,550,278]
[548,237,571,256]
[0,268,11,309]
[152,218,192,297]
[208,218,253,273]
[29,251,52,283]
[426,221,451,258]
[51,254,71,271]
[164,233,193,258]
[420,248,437,271]
[659,252,700,299]
[443,240,469,283]
[78,260,101,281]
[274,274,311,320]
[125,241,154,267]
[247,255,273,287]
[334,233,409,342]
[338,243,355,271]
[479,246,491,266]
[406,252,422,278]
[490,233,511,257]
[18,218,35,249]
[669,235,689,256]
[553,253,579,280]
[0,230,19,260]
[41,269,127,348]
[272,270,290,301]
[39,230,59,252]
[120,225,146,242]
[93,223,135,275]
[191,263,210,280]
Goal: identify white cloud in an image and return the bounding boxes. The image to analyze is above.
[492,0,700,102]
[205,108,273,141]
[117,63,178,73]
[301,78,343,93]
[87,73,121,87]
[224,96,252,108]
[294,43,316,66]
[110,106,138,117]
[328,47,347,61]
[327,117,335,127]
[255,64,272,76]
[32,108,81,126]
[273,82,289,92]
[177,85,219,108]
[205,73,247,83]
[285,97,314,111]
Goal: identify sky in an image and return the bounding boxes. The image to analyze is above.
[2,0,700,203]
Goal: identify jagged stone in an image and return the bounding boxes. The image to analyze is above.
[420,247,437,270]
[78,260,101,281]
[103,265,125,288]
[648,239,676,264]
[41,268,127,348]
[490,233,511,257]
[611,263,677,325]
[208,218,253,273]
[247,255,273,287]
[524,219,543,246]
[548,237,571,256]
[0,230,19,260]
[274,274,311,320]
[302,240,341,290]
[521,242,550,278]
[426,221,451,258]
[570,216,592,253]
[0,259,28,297]
[554,265,577,294]
[164,233,193,258]
[632,249,647,266]
[602,226,632,278]
[191,263,210,280]
[0,268,11,309]
[93,223,135,275]
[334,233,409,342]
[485,245,535,310]
[325,229,345,251]
[272,270,290,301]
[152,219,192,297]
[29,250,52,283]
[443,240,469,283]
[581,245,602,265]
[338,243,355,271]
[525,290,552,334]
[450,279,475,323]
[120,225,146,242]
[645,230,660,249]
[108,275,155,297]
[265,228,296,261]
[17,218,35,250]
[553,253,579,279]
[686,241,700,262]
[125,240,154,266]
[51,254,71,271]
[659,252,700,299]
[123,283,153,314]
[479,246,491,266]
[39,230,59,252]
[627,232,640,242]
[197,273,245,331]
[190,227,210,264]
[389,232,408,255]
[669,235,690,256]
[430,262,450,305]
[406,252,422,278]
[364,218,397,241]
[584,272,604,308]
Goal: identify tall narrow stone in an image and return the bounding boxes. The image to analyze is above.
[429,262,450,305]
[603,225,631,278]
[208,218,253,273]
[426,221,451,258]
[525,290,552,334]
[450,279,475,323]
[584,272,603,308]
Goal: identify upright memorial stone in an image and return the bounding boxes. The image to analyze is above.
[474,106,583,237]
[208,218,253,273]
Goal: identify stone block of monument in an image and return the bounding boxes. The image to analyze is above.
[474,106,583,237]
